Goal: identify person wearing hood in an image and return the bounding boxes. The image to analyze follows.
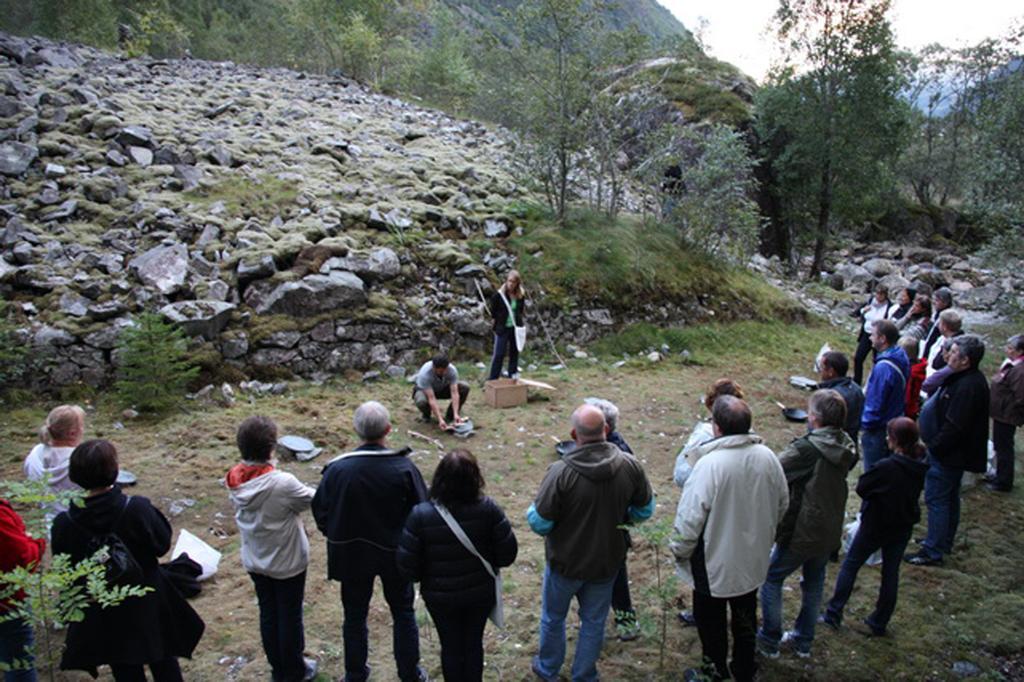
[23,404,85,514]
[821,417,929,635]
[906,335,989,567]
[671,397,788,682]
[860,320,910,472]
[527,404,653,682]
[756,390,856,659]
[226,416,317,682]
[50,439,204,680]
[816,352,864,449]
[1,498,46,681]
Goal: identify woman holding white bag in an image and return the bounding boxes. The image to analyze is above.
[487,270,526,381]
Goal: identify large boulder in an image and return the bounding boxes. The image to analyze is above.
[861,258,897,277]
[320,247,400,283]
[160,300,236,340]
[833,262,873,291]
[251,271,366,316]
[129,243,189,295]
[0,142,38,176]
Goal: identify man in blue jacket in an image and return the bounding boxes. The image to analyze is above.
[860,320,910,472]
[312,401,428,682]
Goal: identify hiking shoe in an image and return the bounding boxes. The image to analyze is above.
[818,612,841,631]
[677,610,696,626]
[780,631,811,658]
[851,620,887,637]
[755,639,780,659]
[615,610,640,642]
[904,549,943,566]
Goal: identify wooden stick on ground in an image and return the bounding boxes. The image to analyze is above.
[407,429,446,451]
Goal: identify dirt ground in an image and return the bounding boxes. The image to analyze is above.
[3,325,1023,681]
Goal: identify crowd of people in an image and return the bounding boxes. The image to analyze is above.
[1,282,1023,682]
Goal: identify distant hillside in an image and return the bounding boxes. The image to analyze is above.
[439,0,692,46]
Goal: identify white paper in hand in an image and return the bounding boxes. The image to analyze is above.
[172,528,221,581]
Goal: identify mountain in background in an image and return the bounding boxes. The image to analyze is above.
[438,0,692,46]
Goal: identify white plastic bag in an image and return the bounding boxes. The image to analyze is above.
[814,343,832,373]
[172,528,221,581]
[842,513,881,565]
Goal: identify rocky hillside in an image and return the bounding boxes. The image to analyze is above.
[0,32,541,389]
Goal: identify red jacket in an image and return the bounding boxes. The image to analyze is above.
[0,499,46,610]
[905,359,927,420]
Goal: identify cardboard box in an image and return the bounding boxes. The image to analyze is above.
[484,378,528,408]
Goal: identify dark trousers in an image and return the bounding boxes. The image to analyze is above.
[426,601,491,682]
[488,329,519,380]
[0,615,36,682]
[413,382,471,421]
[338,547,420,682]
[853,330,876,387]
[611,558,633,615]
[993,419,1017,489]
[825,529,911,633]
[250,571,307,682]
[109,658,182,682]
[692,589,758,682]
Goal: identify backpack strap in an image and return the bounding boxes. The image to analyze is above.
[877,358,907,387]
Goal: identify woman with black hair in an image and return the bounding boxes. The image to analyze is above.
[397,449,517,681]
[50,440,204,681]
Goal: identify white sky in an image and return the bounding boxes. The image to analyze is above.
[662,0,1022,82]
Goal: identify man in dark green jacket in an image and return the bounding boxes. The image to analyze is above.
[756,390,856,658]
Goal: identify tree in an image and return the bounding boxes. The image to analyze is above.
[114,313,198,414]
[756,0,910,277]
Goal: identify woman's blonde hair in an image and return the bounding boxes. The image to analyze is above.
[503,270,524,299]
[39,405,85,445]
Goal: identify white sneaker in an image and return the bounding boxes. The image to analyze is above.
[781,631,812,658]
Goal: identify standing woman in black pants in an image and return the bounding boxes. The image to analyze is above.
[487,270,526,380]
[397,450,518,681]
[853,284,893,385]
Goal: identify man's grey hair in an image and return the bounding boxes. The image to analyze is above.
[938,309,962,333]
[354,401,390,442]
[808,389,847,429]
[1009,334,1024,353]
[933,287,953,307]
[951,334,985,369]
[583,397,620,432]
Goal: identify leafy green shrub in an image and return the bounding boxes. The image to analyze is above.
[0,302,29,389]
[114,313,198,414]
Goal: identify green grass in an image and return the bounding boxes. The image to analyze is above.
[186,173,299,221]
[509,208,804,322]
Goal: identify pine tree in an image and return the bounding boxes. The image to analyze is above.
[114,312,199,413]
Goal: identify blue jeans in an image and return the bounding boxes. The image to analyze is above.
[756,547,829,653]
[0,615,36,682]
[488,328,519,380]
[860,428,889,472]
[250,571,307,682]
[338,547,420,682]
[534,565,615,682]
[825,528,910,633]
[921,459,963,560]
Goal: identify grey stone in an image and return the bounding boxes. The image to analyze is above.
[484,219,509,238]
[44,163,65,178]
[237,254,276,281]
[320,247,400,282]
[203,100,235,119]
[386,364,406,379]
[160,300,236,340]
[963,283,1001,309]
[222,335,249,359]
[251,271,367,317]
[204,279,231,301]
[196,224,220,246]
[834,262,873,290]
[11,241,33,265]
[153,146,182,166]
[129,243,189,295]
[39,199,77,222]
[310,321,335,343]
[128,146,153,167]
[206,145,233,167]
[33,325,76,347]
[0,142,38,176]
[583,309,614,326]
[173,164,202,191]
[35,47,79,69]
[87,300,128,320]
[37,186,61,205]
[59,291,89,317]
[115,126,154,149]
[878,273,910,293]
[861,258,897,277]
[69,87,99,105]
[0,95,20,118]
[106,149,128,167]
[454,264,486,278]
[952,661,980,678]
[260,330,302,349]
[81,316,134,350]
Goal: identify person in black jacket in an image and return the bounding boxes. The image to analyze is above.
[906,335,990,566]
[50,440,204,681]
[487,270,526,381]
[397,449,517,682]
[312,401,428,682]
[820,417,928,636]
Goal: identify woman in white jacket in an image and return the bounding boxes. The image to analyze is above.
[24,404,85,514]
[227,416,317,682]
